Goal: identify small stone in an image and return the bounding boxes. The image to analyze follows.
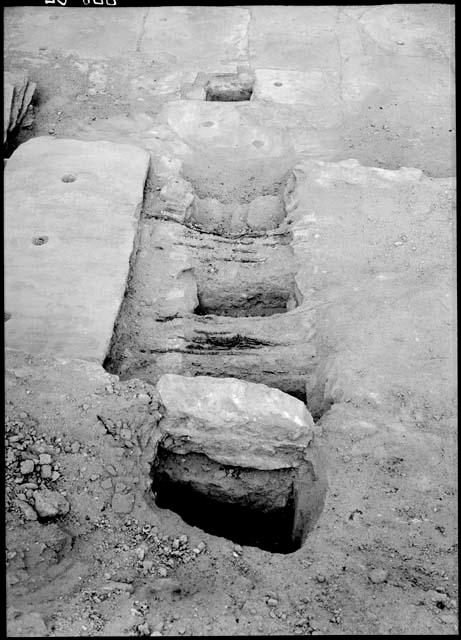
[179,535,188,545]
[267,598,278,607]
[197,541,206,551]
[33,488,70,518]
[150,633,162,637]
[101,478,113,489]
[369,569,388,584]
[51,471,60,482]
[112,492,134,514]
[106,465,117,476]
[158,567,168,578]
[138,622,151,636]
[104,572,112,580]
[120,428,132,440]
[136,547,146,561]
[82,404,89,411]
[41,464,52,479]
[48,128,55,135]
[20,459,34,475]
[71,442,80,454]
[172,539,180,549]
[233,544,242,553]
[39,453,52,465]
[105,384,113,394]
[177,626,186,635]
[102,580,134,594]
[315,574,326,583]
[142,560,154,572]
[16,499,37,520]
[18,478,33,490]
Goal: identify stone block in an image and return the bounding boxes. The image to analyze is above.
[157,374,313,470]
[5,137,150,362]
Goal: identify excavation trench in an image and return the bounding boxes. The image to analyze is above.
[104,156,323,406]
[104,150,327,549]
[152,445,300,554]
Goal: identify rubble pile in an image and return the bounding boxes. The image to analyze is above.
[5,412,68,521]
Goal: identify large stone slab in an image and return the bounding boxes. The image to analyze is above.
[4,7,145,60]
[5,137,149,362]
[250,6,340,70]
[140,6,250,71]
[357,4,455,59]
[252,68,342,128]
[156,374,314,470]
[340,54,454,177]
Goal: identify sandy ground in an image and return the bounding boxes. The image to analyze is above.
[4,5,457,637]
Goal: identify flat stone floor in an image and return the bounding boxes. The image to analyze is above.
[4,5,455,176]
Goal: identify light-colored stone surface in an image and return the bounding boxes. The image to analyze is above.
[157,374,314,470]
[161,100,293,160]
[250,6,340,70]
[5,137,149,362]
[140,6,250,71]
[357,4,455,59]
[290,158,456,414]
[4,6,145,59]
[252,68,342,127]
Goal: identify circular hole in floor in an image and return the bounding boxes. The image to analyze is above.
[274,82,283,87]
[201,121,215,128]
[32,235,49,246]
[61,174,77,183]
[4,312,11,322]
[252,140,265,148]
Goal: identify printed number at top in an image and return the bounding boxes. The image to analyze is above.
[45,1,118,5]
